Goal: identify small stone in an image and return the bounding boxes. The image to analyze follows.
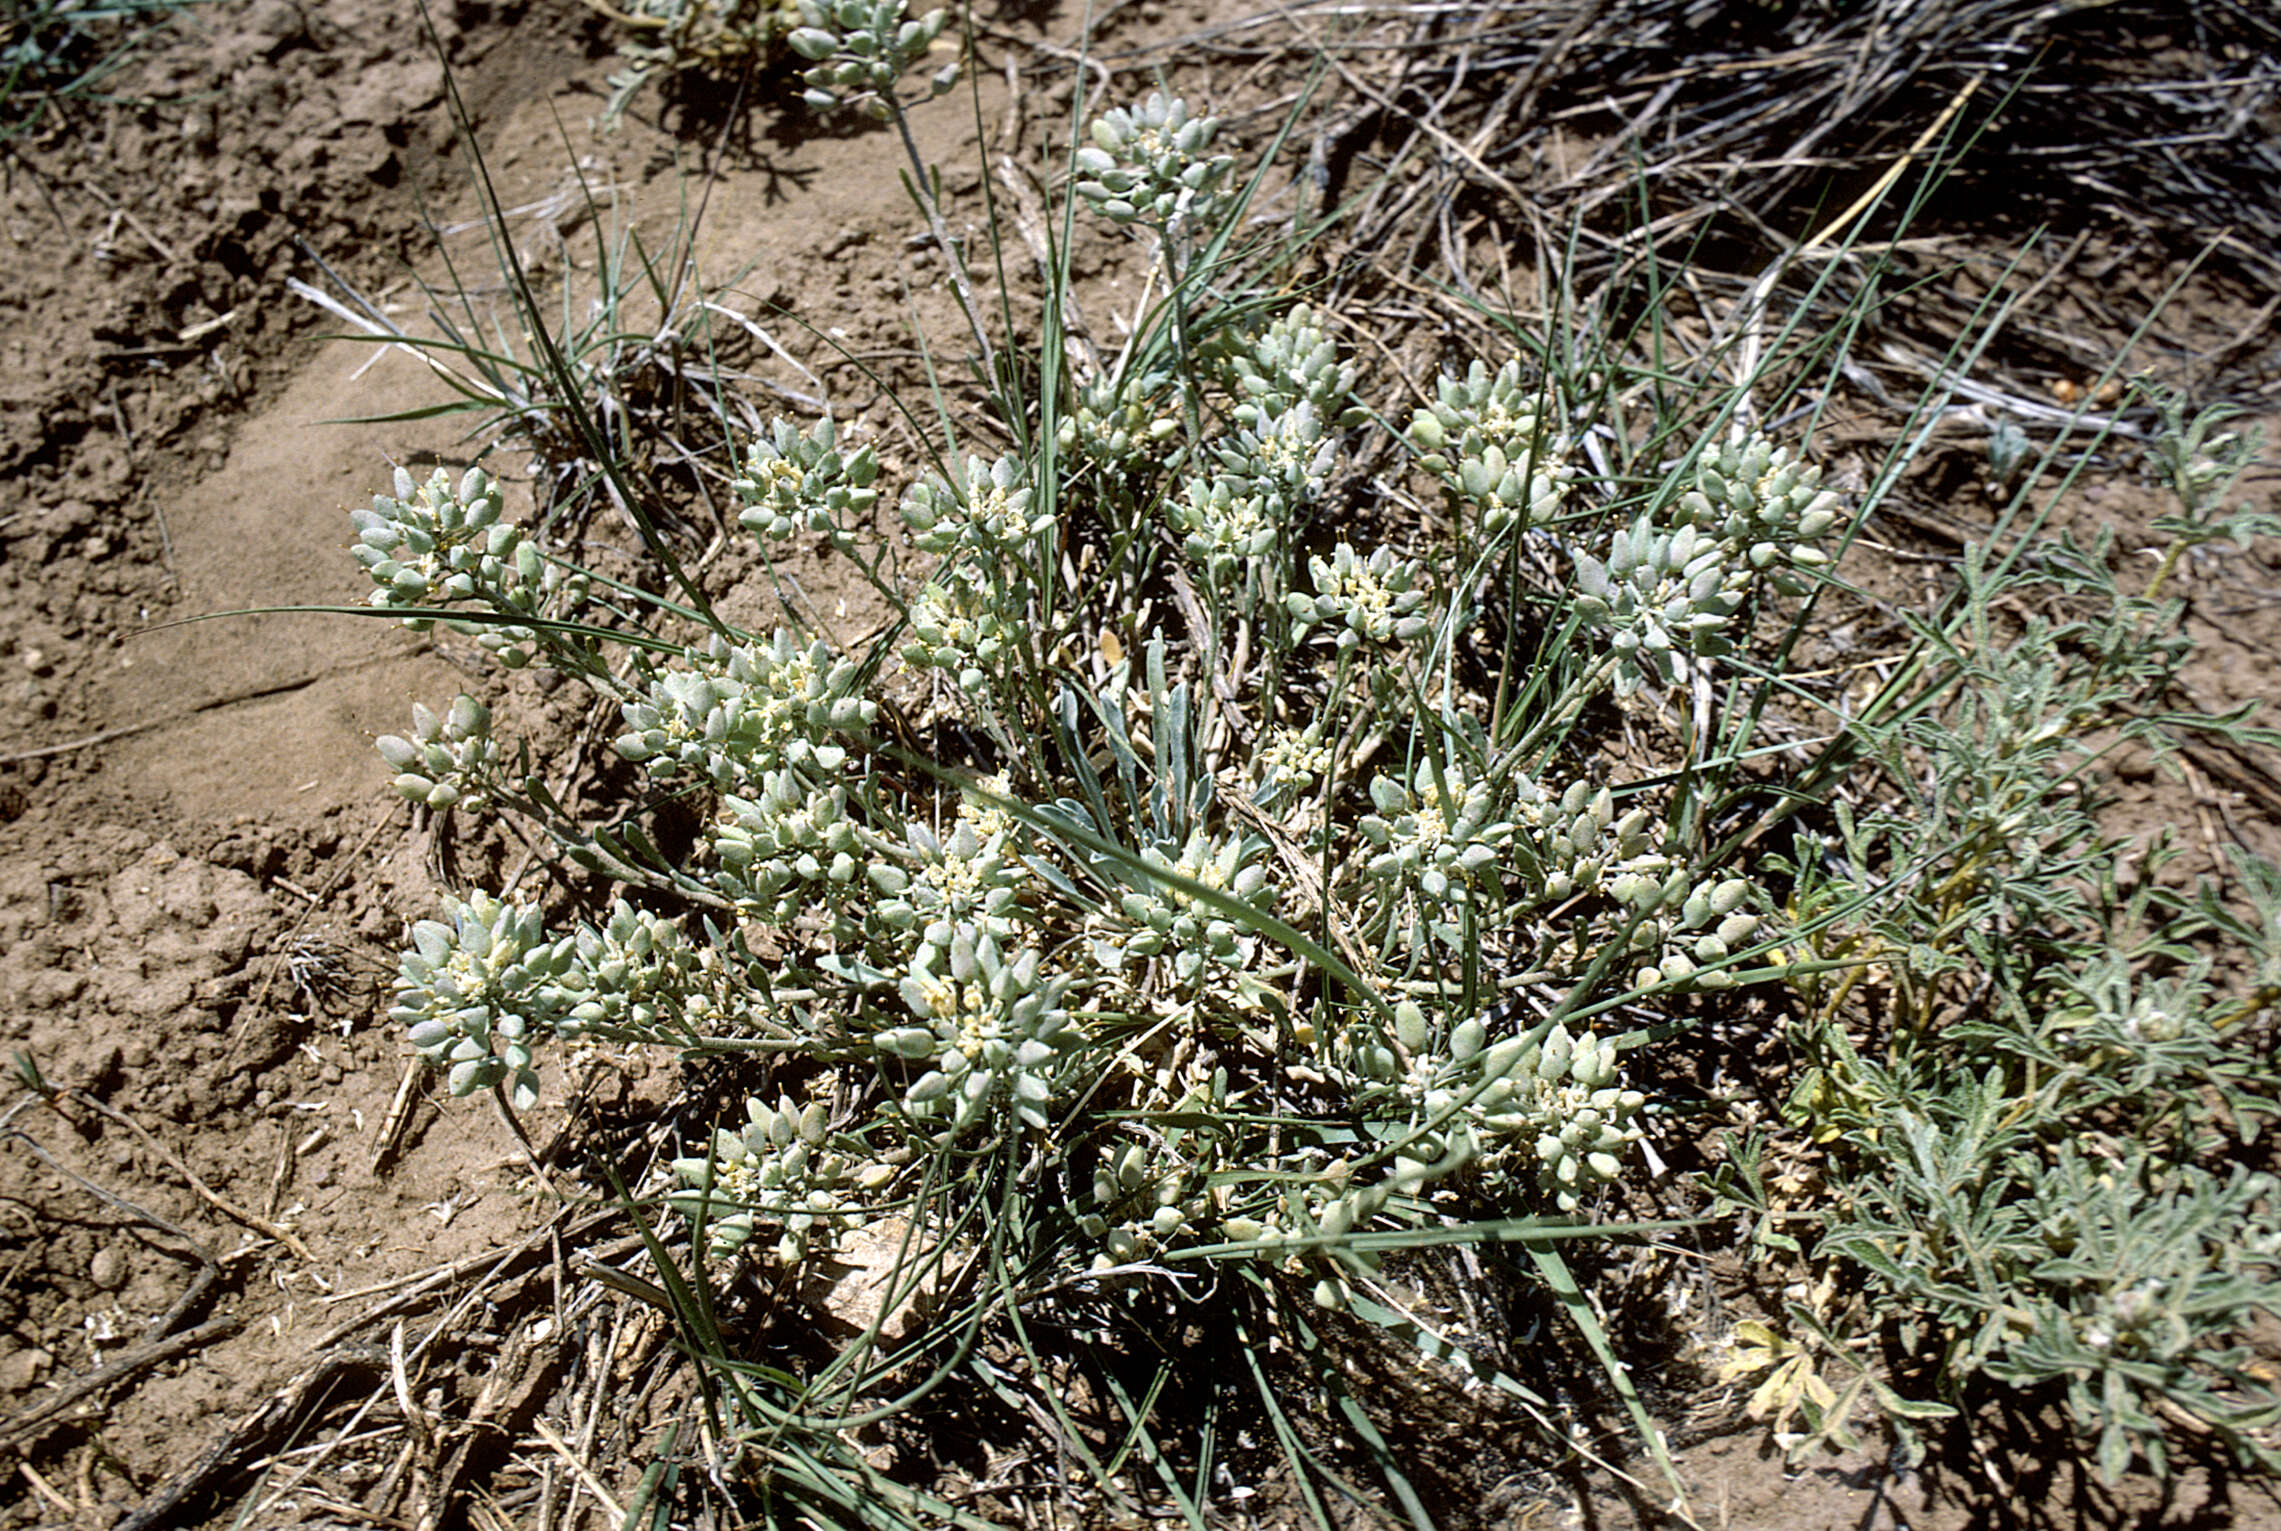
[89,1246,128,1290]
[0,1347,53,1391]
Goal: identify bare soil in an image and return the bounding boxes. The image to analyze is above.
[2,2,2278,1528]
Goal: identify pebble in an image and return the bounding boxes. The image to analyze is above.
[90,1246,128,1290]
[0,1348,53,1391]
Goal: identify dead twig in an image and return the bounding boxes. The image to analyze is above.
[0,1315,244,1451]
[29,1083,315,1260]
[116,1347,388,1531]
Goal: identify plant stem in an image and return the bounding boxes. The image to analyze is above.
[889,98,1002,394]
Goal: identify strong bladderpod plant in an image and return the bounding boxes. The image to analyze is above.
[1057,363,1186,476]
[558,899,703,1044]
[670,1093,892,1262]
[1573,515,1744,696]
[1502,777,1652,904]
[1074,92,1235,235]
[1572,432,1848,697]
[1079,1131,1221,1270]
[1213,398,1340,517]
[903,453,1052,560]
[1358,756,1516,920]
[870,815,1026,956]
[1091,828,1279,987]
[874,925,1078,1137]
[328,52,1969,1517]
[1379,1013,1649,1212]
[392,891,579,1109]
[1224,302,1363,430]
[377,694,497,813]
[902,561,1019,695]
[1172,475,1281,588]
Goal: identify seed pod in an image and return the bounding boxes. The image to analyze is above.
[1395,1000,1428,1054]
[1451,1016,1486,1062]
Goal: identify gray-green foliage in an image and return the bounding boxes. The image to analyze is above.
[786,0,955,115]
[599,0,801,122]
[615,630,876,792]
[1074,92,1234,232]
[1571,433,1843,697]
[307,21,2281,1510]
[377,695,495,813]
[1766,394,2281,1480]
[877,926,1078,1136]
[1408,356,1567,536]
[393,892,576,1109]
[331,50,2092,1526]
[733,414,880,548]
[350,465,587,670]
[1287,541,1431,649]
[671,1093,886,1262]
